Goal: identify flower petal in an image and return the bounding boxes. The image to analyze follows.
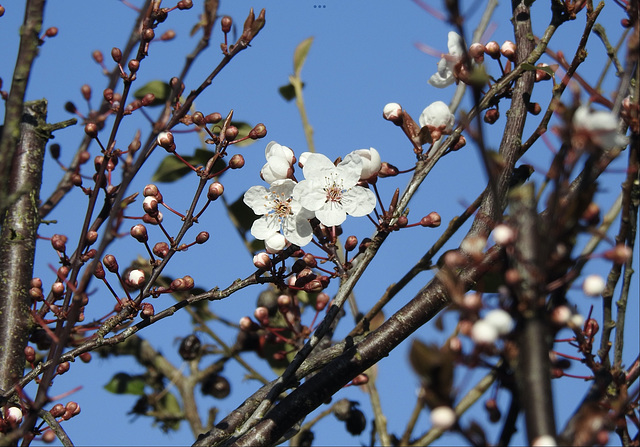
[341,186,376,217]
[243,185,270,214]
[251,216,280,240]
[294,180,327,212]
[316,206,347,227]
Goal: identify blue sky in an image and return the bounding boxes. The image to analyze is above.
[1,0,638,446]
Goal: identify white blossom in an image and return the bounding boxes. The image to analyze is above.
[293,153,376,226]
[573,106,629,150]
[260,141,296,184]
[428,31,464,88]
[243,179,314,248]
[349,147,381,180]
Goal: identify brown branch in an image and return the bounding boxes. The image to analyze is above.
[0,0,45,218]
[0,100,48,400]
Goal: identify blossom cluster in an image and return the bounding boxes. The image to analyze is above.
[243,142,379,252]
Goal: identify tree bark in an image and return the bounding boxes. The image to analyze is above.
[0,100,48,401]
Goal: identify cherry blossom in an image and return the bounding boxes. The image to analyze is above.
[428,31,465,88]
[243,179,314,250]
[572,106,629,150]
[260,141,296,184]
[293,153,376,226]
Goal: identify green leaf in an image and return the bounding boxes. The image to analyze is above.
[133,80,172,106]
[104,372,146,395]
[293,37,314,76]
[520,62,554,77]
[228,194,259,235]
[152,148,226,183]
[210,121,257,147]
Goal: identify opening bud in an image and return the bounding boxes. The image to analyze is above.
[253,252,272,270]
[382,102,403,124]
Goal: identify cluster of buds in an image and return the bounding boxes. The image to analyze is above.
[142,184,163,224]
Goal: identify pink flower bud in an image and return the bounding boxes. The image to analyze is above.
[156,131,174,149]
[500,40,517,61]
[253,252,272,269]
[420,212,441,228]
[469,43,485,63]
[254,306,270,325]
[485,41,501,59]
[143,184,159,197]
[207,182,224,201]
[130,224,148,242]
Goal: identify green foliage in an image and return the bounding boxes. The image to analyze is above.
[133,80,172,106]
[152,149,226,183]
[227,194,259,235]
[104,372,147,395]
[293,37,314,76]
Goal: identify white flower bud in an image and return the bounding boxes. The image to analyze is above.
[532,435,557,446]
[569,313,585,328]
[430,406,456,430]
[492,224,516,245]
[128,269,145,286]
[582,274,605,297]
[6,406,23,425]
[550,305,572,326]
[419,101,455,133]
[484,309,514,335]
[383,102,402,122]
[143,196,158,213]
[253,252,272,269]
[471,320,498,344]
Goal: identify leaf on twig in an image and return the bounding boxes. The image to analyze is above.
[293,37,314,76]
[133,80,172,106]
[152,148,225,183]
[104,372,146,395]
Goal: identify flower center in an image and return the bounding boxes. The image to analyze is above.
[324,175,345,204]
[270,193,292,219]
